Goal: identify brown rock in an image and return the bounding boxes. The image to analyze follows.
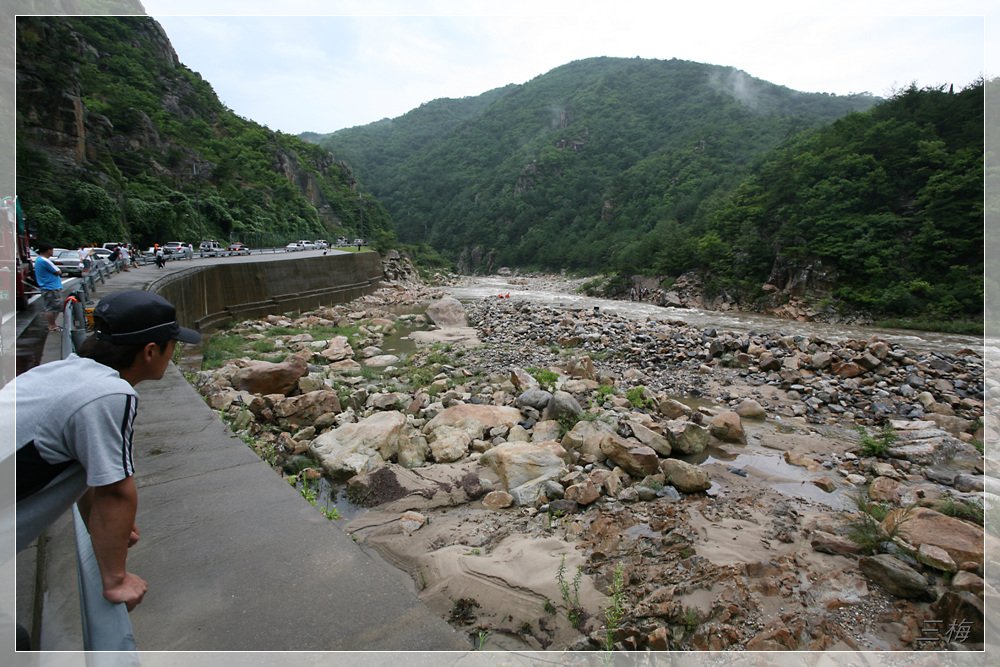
[812,476,836,493]
[950,570,985,595]
[869,476,905,503]
[482,490,514,509]
[564,479,601,505]
[917,543,957,573]
[831,361,864,378]
[709,411,746,444]
[647,626,670,651]
[660,458,711,493]
[599,435,660,477]
[231,354,309,395]
[898,507,986,567]
[810,530,862,557]
[929,591,984,643]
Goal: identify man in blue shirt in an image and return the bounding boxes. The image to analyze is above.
[34,242,63,331]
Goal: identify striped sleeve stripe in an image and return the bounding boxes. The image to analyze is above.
[119,394,137,477]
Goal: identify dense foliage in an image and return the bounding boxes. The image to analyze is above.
[692,81,984,320]
[315,57,876,271]
[16,16,395,250]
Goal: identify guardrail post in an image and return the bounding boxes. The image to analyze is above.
[61,298,75,359]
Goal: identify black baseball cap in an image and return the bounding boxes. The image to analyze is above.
[93,290,201,345]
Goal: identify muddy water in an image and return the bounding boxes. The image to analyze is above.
[446,276,988,357]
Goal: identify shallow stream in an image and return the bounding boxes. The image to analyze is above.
[446,276,989,357]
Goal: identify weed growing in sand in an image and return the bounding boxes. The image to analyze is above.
[557,554,583,628]
[855,424,898,457]
[843,485,915,555]
[602,563,627,652]
[475,630,492,650]
[544,599,556,615]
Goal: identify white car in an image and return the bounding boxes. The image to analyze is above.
[314,239,329,249]
[285,242,303,252]
[163,241,192,258]
[199,240,223,257]
[296,240,317,250]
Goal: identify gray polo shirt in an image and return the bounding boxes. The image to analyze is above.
[6,354,138,552]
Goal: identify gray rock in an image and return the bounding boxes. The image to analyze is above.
[516,387,553,412]
[859,554,935,601]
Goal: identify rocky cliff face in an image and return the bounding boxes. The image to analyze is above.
[16,15,357,233]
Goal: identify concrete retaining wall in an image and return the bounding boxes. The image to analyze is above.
[147,252,383,331]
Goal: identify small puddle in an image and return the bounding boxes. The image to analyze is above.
[688,448,848,509]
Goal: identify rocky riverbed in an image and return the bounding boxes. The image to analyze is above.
[185,268,996,652]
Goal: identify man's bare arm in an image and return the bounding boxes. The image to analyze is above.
[77,477,147,610]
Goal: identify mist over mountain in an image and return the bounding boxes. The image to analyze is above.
[309,57,878,271]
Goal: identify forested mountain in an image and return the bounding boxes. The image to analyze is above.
[313,57,877,271]
[696,82,984,321]
[16,15,394,250]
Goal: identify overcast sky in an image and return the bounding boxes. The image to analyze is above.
[141,1,989,136]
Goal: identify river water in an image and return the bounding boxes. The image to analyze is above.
[446,276,990,358]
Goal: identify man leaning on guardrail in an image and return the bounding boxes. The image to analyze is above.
[3,290,200,646]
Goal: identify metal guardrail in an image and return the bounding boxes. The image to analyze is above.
[58,259,139,654]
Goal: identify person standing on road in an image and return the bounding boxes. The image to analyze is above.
[34,242,63,331]
[79,245,93,276]
[154,245,165,269]
[4,290,201,629]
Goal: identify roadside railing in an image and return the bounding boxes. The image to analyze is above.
[58,260,139,654]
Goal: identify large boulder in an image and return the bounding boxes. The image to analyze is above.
[664,420,711,455]
[515,387,552,412]
[709,411,746,444]
[231,353,309,395]
[598,434,660,477]
[561,419,616,459]
[309,411,409,477]
[660,458,711,493]
[273,389,342,429]
[428,426,472,463]
[479,442,570,504]
[423,404,523,441]
[858,554,934,601]
[626,420,671,457]
[543,391,582,421]
[897,507,986,567]
[425,296,467,327]
[319,336,353,362]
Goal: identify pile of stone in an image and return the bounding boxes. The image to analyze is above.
[466,298,985,433]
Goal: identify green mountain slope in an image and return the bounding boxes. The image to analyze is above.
[697,81,984,321]
[16,16,394,250]
[313,56,877,271]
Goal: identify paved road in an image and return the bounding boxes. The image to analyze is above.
[20,250,467,651]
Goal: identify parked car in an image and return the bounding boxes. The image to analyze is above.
[284,242,304,252]
[336,236,348,246]
[101,242,126,251]
[163,241,192,258]
[52,250,83,277]
[352,238,365,247]
[199,240,223,257]
[314,239,329,249]
[227,242,250,256]
[296,239,317,250]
